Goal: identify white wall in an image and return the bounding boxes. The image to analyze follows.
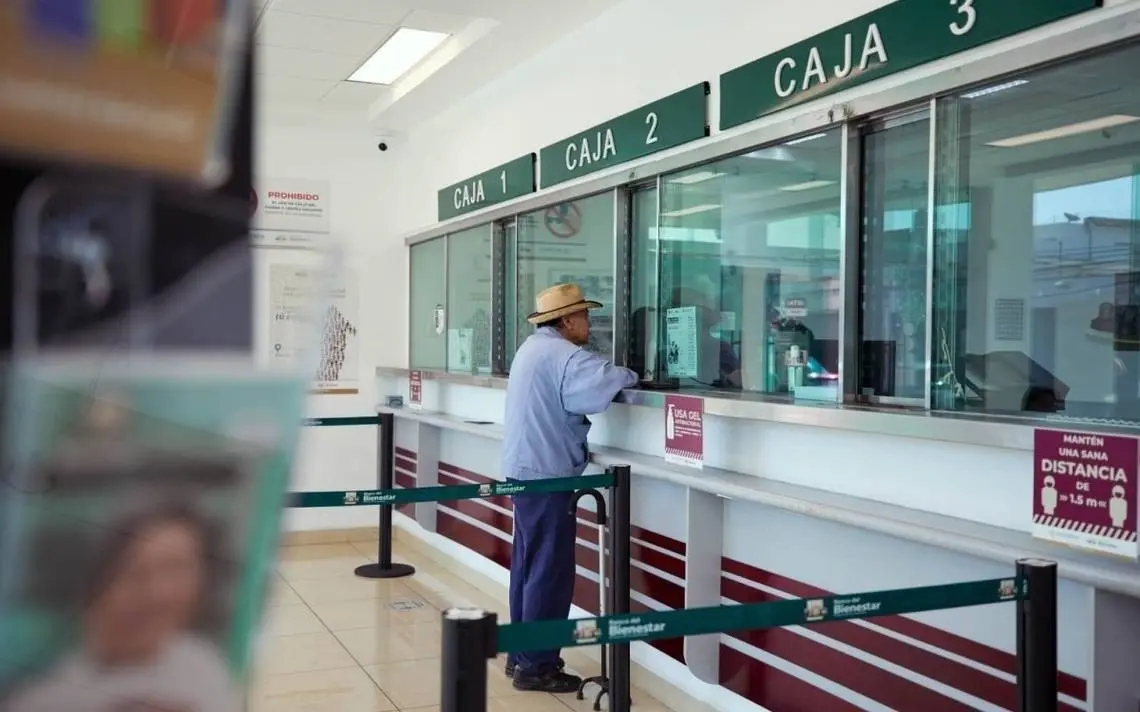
[383,0,895,239]
[255,121,400,528]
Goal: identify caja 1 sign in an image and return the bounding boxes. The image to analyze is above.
[719,0,1100,130]
[437,154,536,222]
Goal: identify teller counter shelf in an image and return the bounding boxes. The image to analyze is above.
[379,403,1140,598]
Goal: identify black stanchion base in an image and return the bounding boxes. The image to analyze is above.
[577,675,609,712]
[354,562,416,579]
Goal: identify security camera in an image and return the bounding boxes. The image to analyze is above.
[373,130,402,153]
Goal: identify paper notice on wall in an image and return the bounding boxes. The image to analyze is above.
[268,265,359,394]
[448,328,474,373]
[665,306,698,379]
[253,178,330,237]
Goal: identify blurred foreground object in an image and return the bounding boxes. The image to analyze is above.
[0,0,249,184]
[0,358,308,712]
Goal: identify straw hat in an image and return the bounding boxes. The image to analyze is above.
[527,283,602,325]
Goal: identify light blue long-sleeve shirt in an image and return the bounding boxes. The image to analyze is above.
[502,327,638,481]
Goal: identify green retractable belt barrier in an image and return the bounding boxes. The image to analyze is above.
[442,561,1058,712]
[495,576,1023,653]
[301,416,380,427]
[285,472,615,508]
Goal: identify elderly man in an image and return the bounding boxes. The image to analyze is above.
[501,283,638,693]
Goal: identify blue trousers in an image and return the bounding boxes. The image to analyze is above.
[507,484,576,674]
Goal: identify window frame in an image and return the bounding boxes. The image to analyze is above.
[404,18,1140,432]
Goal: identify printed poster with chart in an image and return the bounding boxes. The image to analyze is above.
[665,306,698,379]
[268,264,360,395]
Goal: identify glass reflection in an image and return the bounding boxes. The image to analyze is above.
[638,132,843,398]
[933,44,1140,423]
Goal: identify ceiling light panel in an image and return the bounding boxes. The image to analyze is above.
[661,204,722,218]
[986,115,1140,148]
[961,79,1028,99]
[778,180,837,192]
[349,28,449,85]
[670,171,724,185]
[258,11,393,55]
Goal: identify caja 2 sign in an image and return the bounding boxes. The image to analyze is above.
[539,83,710,188]
[719,0,1101,130]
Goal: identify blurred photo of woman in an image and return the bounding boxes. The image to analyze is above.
[5,502,237,712]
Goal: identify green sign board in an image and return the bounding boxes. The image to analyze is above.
[437,154,536,221]
[496,576,1023,653]
[539,83,709,188]
[720,0,1101,130]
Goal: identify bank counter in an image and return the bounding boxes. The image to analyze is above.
[388,3,1140,710]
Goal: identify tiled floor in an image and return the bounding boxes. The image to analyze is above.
[249,538,677,712]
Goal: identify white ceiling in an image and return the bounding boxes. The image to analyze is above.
[252,0,625,133]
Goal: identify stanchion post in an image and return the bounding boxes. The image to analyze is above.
[1016,558,1057,712]
[609,465,632,712]
[441,608,496,712]
[355,411,416,579]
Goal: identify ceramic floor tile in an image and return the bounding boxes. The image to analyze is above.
[364,658,441,709]
[556,687,670,712]
[335,620,441,666]
[278,555,373,582]
[254,631,358,676]
[289,575,419,605]
[267,580,303,608]
[278,543,367,561]
[262,603,328,637]
[404,572,502,612]
[405,694,570,712]
[309,595,440,630]
[249,666,395,712]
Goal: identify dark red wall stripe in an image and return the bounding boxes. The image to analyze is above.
[435,509,685,665]
[722,575,1060,710]
[723,578,986,711]
[395,468,415,517]
[412,454,1088,710]
[395,446,417,460]
[395,455,417,474]
[720,645,865,712]
[722,557,1086,702]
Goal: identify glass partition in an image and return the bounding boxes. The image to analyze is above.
[858,111,932,405]
[933,43,1140,424]
[445,224,493,373]
[630,186,659,379]
[634,133,843,397]
[510,191,616,362]
[409,237,446,370]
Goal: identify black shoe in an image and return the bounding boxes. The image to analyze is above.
[512,669,582,694]
[505,657,564,678]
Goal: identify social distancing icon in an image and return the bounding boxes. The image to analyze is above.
[1110,484,1128,529]
[1040,475,1058,516]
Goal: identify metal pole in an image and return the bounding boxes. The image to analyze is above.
[610,465,633,712]
[355,411,415,579]
[441,608,496,712]
[1016,558,1058,712]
